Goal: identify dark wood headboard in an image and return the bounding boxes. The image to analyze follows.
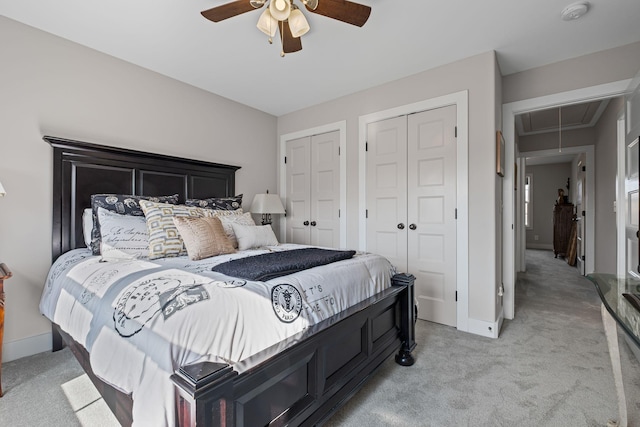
[46,136,241,262]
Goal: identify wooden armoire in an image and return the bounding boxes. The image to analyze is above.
[553,203,574,258]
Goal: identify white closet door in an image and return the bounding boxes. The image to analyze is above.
[285,131,340,247]
[286,136,312,245]
[408,105,457,327]
[310,131,341,248]
[366,116,408,271]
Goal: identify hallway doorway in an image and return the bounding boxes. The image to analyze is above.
[502,79,632,320]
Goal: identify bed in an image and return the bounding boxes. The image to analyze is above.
[41,136,416,427]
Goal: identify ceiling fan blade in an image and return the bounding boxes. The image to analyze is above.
[201,0,262,22]
[279,21,303,54]
[306,0,371,27]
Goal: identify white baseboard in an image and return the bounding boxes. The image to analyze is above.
[3,332,52,363]
[466,315,502,339]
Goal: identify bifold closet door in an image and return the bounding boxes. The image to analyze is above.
[285,131,340,247]
[366,105,457,327]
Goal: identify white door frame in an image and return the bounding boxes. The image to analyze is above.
[502,79,631,320]
[358,90,470,333]
[279,121,347,248]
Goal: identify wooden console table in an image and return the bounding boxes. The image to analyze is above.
[0,263,12,397]
[587,273,640,427]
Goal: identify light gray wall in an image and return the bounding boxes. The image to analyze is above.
[594,97,625,273]
[277,51,501,323]
[0,17,277,360]
[494,54,504,315]
[503,42,640,104]
[525,163,572,249]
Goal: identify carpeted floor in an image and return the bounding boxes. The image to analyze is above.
[1,249,639,426]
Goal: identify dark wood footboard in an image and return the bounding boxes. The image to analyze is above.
[55,274,415,427]
[171,273,416,426]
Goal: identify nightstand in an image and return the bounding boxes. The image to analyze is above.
[0,263,13,397]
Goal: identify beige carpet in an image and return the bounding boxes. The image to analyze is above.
[1,249,639,426]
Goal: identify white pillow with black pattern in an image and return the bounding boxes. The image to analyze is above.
[90,193,179,255]
[98,208,150,260]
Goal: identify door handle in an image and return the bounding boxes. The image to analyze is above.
[409,224,417,230]
[310,221,317,226]
[303,221,310,226]
[397,223,405,230]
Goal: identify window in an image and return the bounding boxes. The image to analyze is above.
[524,174,533,229]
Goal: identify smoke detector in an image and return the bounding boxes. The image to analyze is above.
[561,2,589,21]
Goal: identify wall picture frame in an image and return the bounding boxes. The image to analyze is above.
[496,130,505,177]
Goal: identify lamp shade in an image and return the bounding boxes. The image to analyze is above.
[257,8,278,37]
[269,0,291,21]
[0,181,5,197]
[288,6,310,38]
[250,193,285,214]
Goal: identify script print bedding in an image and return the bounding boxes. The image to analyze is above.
[39,243,395,426]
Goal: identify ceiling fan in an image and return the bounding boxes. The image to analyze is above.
[201,0,372,56]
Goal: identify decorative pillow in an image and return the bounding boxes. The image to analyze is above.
[97,208,150,260]
[218,211,256,248]
[139,201,216,259]
[90,193,179,255]
[172,216,236,260]
[82,208,93,248]
[231,223,279,251]
[185,194,243,211]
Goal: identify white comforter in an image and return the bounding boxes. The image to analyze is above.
[39,244,395,426]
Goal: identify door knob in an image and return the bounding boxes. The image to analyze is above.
[310,221,317,226]
[303,221,310,226]
[397,223,405,230]
[409,224,417,230]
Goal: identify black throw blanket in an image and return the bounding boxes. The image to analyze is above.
[211,248,357,281]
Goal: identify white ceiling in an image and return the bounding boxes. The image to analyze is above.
[1,0,639,116]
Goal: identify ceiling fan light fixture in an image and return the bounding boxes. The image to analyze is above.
[269,0,291,21]
[288,6,310,38]
[257,8,278,37]
[250,0,266,8]
[301,0,318,11]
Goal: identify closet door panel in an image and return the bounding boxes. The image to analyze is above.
[286,137,312,245]
[311,131,340,248]
[408,105,457,327]
[366,116,408,269]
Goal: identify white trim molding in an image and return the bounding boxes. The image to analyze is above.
[357,90,470,333]
[467,312,504,339]
[3,333,52,363]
